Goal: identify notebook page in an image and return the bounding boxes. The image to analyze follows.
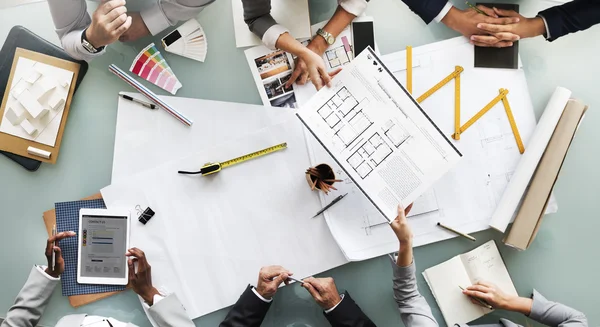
[423,256,485,326]
[460,240,518,297]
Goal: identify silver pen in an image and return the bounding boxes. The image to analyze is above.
[312,193,348,218]
[51,225,56,271]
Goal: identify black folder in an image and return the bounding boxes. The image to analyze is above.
[0,26,88,171]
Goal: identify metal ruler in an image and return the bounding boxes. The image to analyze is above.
[178,143,288,176]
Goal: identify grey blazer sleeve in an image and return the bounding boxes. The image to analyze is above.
[147,293,195,327]
[390,257,439,327]
[0,267,59,327]
[47,0,105,62]
[241,0,278,39]
[528,290,588,327]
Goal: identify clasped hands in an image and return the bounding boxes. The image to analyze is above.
[443,5,546,48]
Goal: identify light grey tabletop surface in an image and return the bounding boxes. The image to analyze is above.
[0,0,598,326]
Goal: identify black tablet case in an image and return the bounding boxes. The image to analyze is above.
[474,3,519,69]
[0,26,88,171]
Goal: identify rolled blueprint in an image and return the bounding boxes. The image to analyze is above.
[489,86,572,232]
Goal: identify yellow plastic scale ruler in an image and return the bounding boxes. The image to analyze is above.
[177,143,288,176]
[406,46,525,154]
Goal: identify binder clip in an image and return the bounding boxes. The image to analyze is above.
[136,205,155,225]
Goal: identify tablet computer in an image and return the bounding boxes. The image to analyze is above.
[77,208,130,285]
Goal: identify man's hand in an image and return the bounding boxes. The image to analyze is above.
[119,12,151,42]
[441,5,520,47]
[390,204,413,244]
[45,231,76,278]
[302,277,342,310]
[86,0,132,48]
[472,7,546,48]
[463,281,532,314]
[255,265,292,299]
[126,247,160,305]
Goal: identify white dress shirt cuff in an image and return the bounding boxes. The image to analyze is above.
[434,2,453,23]
[338,0,368,17]
[325,293,345,313]
[140,3,172,36]
[71,30,105,62]
[262,24,289,50]
[142,294,166,309]
[537,14,551,39]
[35,265,60,281]
[252,287,273,303]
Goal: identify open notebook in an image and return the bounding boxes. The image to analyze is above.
[423,241,518,326]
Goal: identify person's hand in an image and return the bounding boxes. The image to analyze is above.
[288,48,338,91]
[463,281,532,314]
[126,247,160,305]
[255,265,292,299]
[86,0,132,48]
[287,40,341,88]
[302,277,342,310]
[119,12,151,42]
[472,7,546,47]
[390,203,414,245]
[45,231,76,278]
[441,6,520,47]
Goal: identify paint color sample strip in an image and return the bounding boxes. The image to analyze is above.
[130,43,182,95]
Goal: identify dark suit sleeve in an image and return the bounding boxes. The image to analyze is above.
[220,285,272,327]
[538,0,600,41]
[323,292,376,327]
[399,0,448,24]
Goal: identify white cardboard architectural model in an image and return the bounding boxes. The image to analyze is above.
[0,58,73,146]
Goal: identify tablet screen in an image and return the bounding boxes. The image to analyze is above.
[80,214,128,279]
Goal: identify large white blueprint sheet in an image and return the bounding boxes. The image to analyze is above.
[103,118,347,319]
[297,47,462,222]
[307,37,556,261]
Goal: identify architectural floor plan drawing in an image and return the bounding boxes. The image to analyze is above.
[382,119,410,147]
[317,86,373,148]
[325,36,353,69]
[347,132,393,179]
[298,47,461,224]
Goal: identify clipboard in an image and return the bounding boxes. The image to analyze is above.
[42,193,126,307]
[0,26,88,169]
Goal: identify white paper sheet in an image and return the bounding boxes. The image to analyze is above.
[304,37,551,261]
[112,93,293,181]
[231,0,311,48]
[102,119,348,319]
[0,57,73,146]
[298,47,462,224]
[489,87,571,232]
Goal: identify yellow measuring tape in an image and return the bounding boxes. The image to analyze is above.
[407,46,525,153]
[177,143,288,176]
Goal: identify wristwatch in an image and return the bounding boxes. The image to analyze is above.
[81,28,104,54]
[316,28,335,45]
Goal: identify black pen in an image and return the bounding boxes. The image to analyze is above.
[121,94,157,109]
[312,193,348,218]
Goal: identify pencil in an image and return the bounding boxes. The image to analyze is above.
[437,222,476,241]
[459,286,493,309]
[465,1,490,16]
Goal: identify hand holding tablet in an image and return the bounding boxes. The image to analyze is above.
[126,247,161,305]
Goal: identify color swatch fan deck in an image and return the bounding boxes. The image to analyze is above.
[130,43,182,95]
[162,19,208,62]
